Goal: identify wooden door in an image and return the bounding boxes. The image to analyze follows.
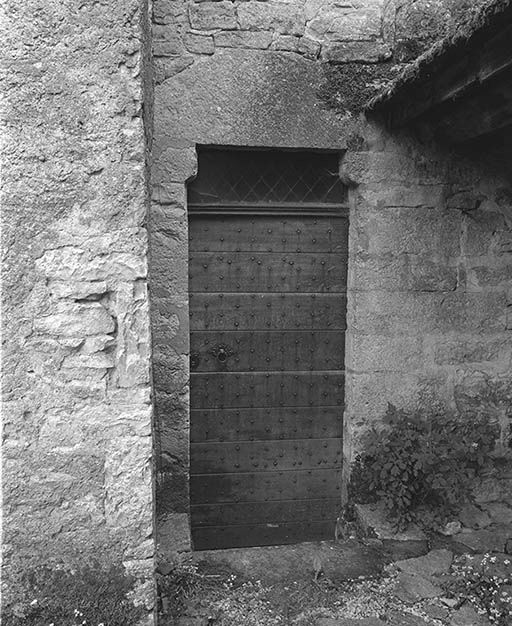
[189,213,348,549]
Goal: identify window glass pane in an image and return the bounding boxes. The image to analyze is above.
[188,149,347,206]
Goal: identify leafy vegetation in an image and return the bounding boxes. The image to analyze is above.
[349,403,499,530]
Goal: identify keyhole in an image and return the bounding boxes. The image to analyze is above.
[217,348,227,363]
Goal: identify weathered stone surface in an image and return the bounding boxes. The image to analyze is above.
[184,33,214,55]
[153,146,198,184]
[323,41,392,63]
[215,30,273,50]
[305,3,382,41]
[473,477,512,504]
[297,36,321,59]
[481,502,512,525]
[456,528,511,553]
[238,2,305,36]
[351,291,506,335]
[349,333,424,372]
[347,370,451,420]
[354,503,427,542]
[423,603,450,621]
[352,252,458,291]
[434,336,512,366]
[154,55,195,82]
[395,549,453,578]
[450,604,491,626]
[154,49,349,149]
[458,504,492,530]
[189,1,237,30]
[440,521,463,536]
[34,302,116,337]
[394,571,444,603]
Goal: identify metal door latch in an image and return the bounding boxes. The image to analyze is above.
[208,343,235,368]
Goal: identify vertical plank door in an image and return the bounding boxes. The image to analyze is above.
[189,213,348,549]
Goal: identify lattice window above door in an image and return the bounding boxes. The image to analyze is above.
[188,149,347,207]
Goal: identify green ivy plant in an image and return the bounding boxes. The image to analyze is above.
[350,403,499,530]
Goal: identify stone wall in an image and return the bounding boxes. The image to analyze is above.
[2,0,154,618]
[152,0,392,76]
[341,124,512,476]
[150,0,512,558]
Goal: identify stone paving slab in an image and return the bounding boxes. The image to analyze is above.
[455,526,511,553]
[395,549,453,577]
[394,571,444,603]
[450,604,491,625]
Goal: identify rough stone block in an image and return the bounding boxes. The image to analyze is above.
[104,435,153,536]
[184,33,214,55]
[152,146,198,184]
[446,190,484,211]
[481,502,512,525]
[151,182,187,208]
[450,604,491,626]
[50,281,108,300]
[349,333,425,372]
[271,34,299,52]
[152,351,188,394]
[454,371,512,417]
[238,2,305,36]
[36,248,147,282]
[473,477,512,504]
[153,48,348,150]
[154,55,195,83]
[353,206,460,257]
[322,41,392,63]
[457,504,492,529]
[341,152,417,185]
[157,513,191,558]
[297,36,321,59]
[395,549,453,577]
[214,30,273,49]
[62,353,115,369]
[455,528,510,553]
[464,209,507,256]
[433,335,511,366]
[352,251,458,292]
[351,291,506,336]
[305,2,383,41]
[346,370,451,419]
[360,183,448,209]
[189,2,237,30]
[468,262,512,289]
[354,502,427,542]
[34,302,115,337]
[395,571,443,603]
[152,32,184,57]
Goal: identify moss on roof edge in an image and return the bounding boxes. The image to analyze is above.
[366,0,512,114]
